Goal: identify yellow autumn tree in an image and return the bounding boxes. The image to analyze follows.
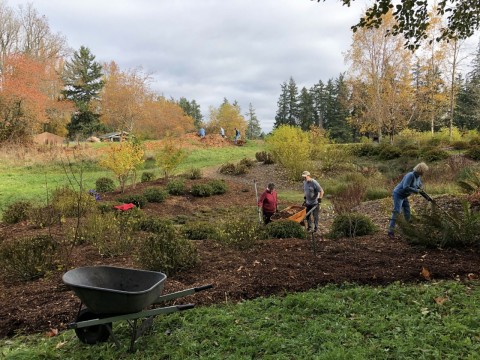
[99,141,145,192]
[345,9,414,142]
[206,101,247,139]
[155,135,188,179]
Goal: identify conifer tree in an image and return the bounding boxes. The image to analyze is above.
[245,103,262,139]
[298,87,315,131]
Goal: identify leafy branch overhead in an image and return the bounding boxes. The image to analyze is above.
[318,0,480,49]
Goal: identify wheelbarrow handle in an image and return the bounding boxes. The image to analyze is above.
[154,284,213,304]
[195,284,213,292]
[177,304,195,311]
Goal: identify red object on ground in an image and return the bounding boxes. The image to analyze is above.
[114,203,135,211]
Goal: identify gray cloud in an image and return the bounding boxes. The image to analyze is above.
[8,0,367,132]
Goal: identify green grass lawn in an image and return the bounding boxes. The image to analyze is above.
[2,281,479,359]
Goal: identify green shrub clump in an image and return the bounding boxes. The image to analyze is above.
[353,143,381,157]
[209,179,228,195]
[255,151,275,164]
[136,223,198,276]
[136,217,174,233]
[465,146,480,161]
[422,148,450,162]
[265,220,305,239]
[141,172,155,183]
[378,145,401,160]
[96,177,116,192]
[191,183,214,197]
[166,179,186,195]
[52,187,96,217]
[216,216,262,250]
[183,221,218,240]
[143,187,168,203]
[2,200,32,224]
[0,235,57,281]
[239,158,256,168]
[185,167,202,180]
[329,212,377,238]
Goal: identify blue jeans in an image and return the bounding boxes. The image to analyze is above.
[388,192,411,233]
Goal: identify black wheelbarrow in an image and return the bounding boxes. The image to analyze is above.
[62,266,212,351]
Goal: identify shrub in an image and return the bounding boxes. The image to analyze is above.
[143,187,168,203]
[402,149,420,158]
[215,216,262,250]
[465,146,480,161]
[209,179,228,195]
[0,235,57,281]
[255,151,275,164]
[331,182,367,214]
[141,172,155,183]
[52,187,97,217]
[185,167,202,180]
[265,220,305,239]
[136,217,174,233]
[191,183,214,197]
[219,162,236,175]
[2,200,31,224]
[116,194,147,208]
[80,211,138,256]
[329,212,377,238]
[469,137,480,146]
[353,143,381,157]
[27,205,60,228]
[239,157,255,168]
[96,177,116,193]
[398,201,480,248]
[365,188,390,200]
[136,226,198,276]
[378,145,401,160]
[183,221,218,240]
[451,141,470,150]
[166,179,186,195]
[233,163,248,175]
[422,148,450,162]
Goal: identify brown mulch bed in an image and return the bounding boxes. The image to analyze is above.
[1,166,479,339]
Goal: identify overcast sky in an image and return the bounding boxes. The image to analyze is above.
[8,0,369,132]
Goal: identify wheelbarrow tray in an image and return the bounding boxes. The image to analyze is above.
[62,266,166,314]
[270,205,306,223]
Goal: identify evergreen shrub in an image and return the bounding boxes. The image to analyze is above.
[183,221,218,240]
[143,187,168,203]
[191,183,214,197]
[0,235,57,281]
[116,194,147,208]
[265,220,305,239]
[329,212,376,238]
[209,179,228,195]
[141,172,155,183]
[166,179,186,195]
[465,146,480,161]
[422,148,450,162]
[2,200,31,224]
[96,177,116,192]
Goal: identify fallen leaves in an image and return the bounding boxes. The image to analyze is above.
[420,267,431,280]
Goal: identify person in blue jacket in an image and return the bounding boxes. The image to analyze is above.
[199,127,206,138]
[388,162,429,239]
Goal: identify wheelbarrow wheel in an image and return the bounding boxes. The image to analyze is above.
[74,309,111,344]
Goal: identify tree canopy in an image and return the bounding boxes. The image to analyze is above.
[318,0,480,49]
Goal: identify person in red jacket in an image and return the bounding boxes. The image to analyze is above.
[258,183,278,224]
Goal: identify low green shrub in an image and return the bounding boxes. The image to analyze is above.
[451,141,470,150]
[219,162,236,175]
[2,200,31,224]
[183,221,218,240]
[136,217,174,233]
[265,220,305,239]
[402,149,420,158]
[422,148,450,162]
[136,224,198,276]
[52,187,96,217]
[215,216,262,250]
[116,194,147,208]
[465,146,480,161]
[27,205,60,228]
[398,201,480,248]
[191,183,214,197]
[166,179,186,195]
[328,212,377,238]
[143,187,168,203]
[80,211,138,256]
[239,158,255,168]
[365,188,390,200]
[185,167,202,180]
[0,235,57,281]
[96,177,116,192]
[209,179,228,195]
[353,143,381,157]
[378,145,401,160]
[141,172,155,183]
[255,151,267,162]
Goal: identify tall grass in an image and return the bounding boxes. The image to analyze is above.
[1,281,479,359]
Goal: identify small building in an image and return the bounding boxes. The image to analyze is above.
[99,131,130,142]
[33,132,65,146]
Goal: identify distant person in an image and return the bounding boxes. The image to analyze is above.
[258,183,278,224]
[234,128,240,144]
[220,127,225,138]
[388,162,429,239]
[199,127,206,139]
[302,171,324,233]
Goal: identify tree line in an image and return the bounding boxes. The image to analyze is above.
[0,2,262,144]
[274,8,480,143]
